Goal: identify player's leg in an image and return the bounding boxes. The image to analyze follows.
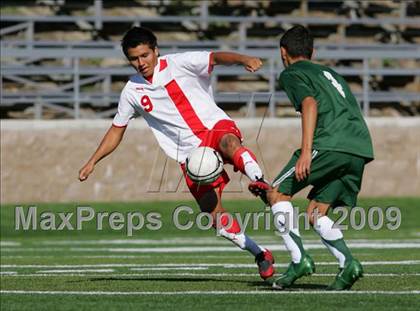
[203,120,268,203]
[197,187,262,255]
[267,189,315,289]
[307,199,363,290]
[254,150,321,288]
[181,162,274,280]
[218,132,270,204]
[197,187,275,280]
[307,155,366,290]
[218,133,264,182]
[307,200,350,268]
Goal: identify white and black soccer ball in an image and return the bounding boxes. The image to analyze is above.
[186,147,224,184]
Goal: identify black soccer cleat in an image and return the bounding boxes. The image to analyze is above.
[248,177,270,205]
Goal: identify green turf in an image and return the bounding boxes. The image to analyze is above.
[1,198,420,310]
[2,294,419,311]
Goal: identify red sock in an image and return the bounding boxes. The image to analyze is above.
[232,147,258,175]
[214,213,241,233]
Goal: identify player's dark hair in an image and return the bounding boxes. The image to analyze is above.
[279,25,313,59]
[121,27,157,56]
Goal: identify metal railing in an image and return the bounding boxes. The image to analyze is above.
[1,2,419,119]
[2,44,419,118]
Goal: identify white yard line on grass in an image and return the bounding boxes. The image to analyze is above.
[130,267,208,271]
[1,290,420,295]
[3,242,419,254]
[1,255,153,259]
[36,269,115,274]
[1,248,68,252]
[0,241,21,247]
[0,271,17,275]
[3,272,420,278]
[2,260,420,269]
[34,238,420,246]
[67,243,420,253]
[38,238,238,246]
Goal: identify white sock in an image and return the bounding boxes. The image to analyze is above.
[241,151,263,181]
[272,201,303,263]
[314,216,346,268]
[219,228,263,256]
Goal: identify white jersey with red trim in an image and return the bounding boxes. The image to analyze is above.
[113,51,231,163]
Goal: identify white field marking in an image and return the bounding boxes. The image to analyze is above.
[67,242,420,253]
[0,241,21,247]
[38,238,235,246]
[311,273,420,277]
[1,290,420,296]
[2,241,420,254]
[0,256,153,259]
[3,273,420,278]
[0,254,338,260]
[36,269,115,274]
[78,255,223,259]
[1,248,68,252]
[130,267,208,271]
[0,254,391,260]
[23,238,420,246]
[0,271,17,275]
[2,260,420,269]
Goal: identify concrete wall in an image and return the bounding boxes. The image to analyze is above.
[1,118,419,204]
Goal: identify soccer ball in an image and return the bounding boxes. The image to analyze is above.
[186,147,224,184]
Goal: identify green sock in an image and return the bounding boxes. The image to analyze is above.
[323,238,353,266]
[290,231,306,261]
[314,216,353,268]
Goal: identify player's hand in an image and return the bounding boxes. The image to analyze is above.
[295,150,312,182]
[243,56,263,73]
[79,161,95,182]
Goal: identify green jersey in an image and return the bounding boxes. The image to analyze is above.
[279,60,374,161]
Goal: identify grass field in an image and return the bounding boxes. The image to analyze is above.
[1,198,420,310]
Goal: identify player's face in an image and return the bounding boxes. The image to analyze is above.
[126,44,159,78]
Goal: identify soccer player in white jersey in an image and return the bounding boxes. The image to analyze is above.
[78,27,274,280]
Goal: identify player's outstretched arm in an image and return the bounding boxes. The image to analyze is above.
[212,52,262,73]
[78,125,126,181]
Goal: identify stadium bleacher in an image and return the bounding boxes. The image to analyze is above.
[1,0,419,119]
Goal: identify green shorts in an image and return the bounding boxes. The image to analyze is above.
[272,150,366,207]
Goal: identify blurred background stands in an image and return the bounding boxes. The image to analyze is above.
[1,0,419,119]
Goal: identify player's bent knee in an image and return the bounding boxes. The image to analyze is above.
[219,133,241,157]
[307,209,316,226]
[267,190,291,206]
[307,203,329,226]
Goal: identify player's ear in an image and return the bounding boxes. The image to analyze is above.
[280,47,288,65]
[310,48,315,60]
[280,47,287,59]
[154,47,160,57]
[280,47,286,57]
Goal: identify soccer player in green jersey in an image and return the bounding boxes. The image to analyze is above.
[249,25,374,290]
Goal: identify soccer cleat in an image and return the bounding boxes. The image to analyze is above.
[255,249,275,280]
[248,178,270,204]
[327,259,364,290]
[272,254,315,290]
